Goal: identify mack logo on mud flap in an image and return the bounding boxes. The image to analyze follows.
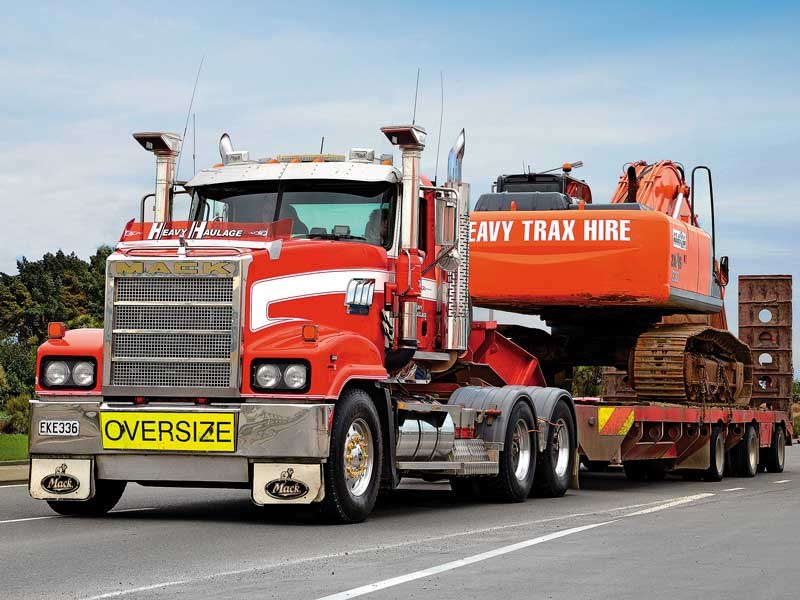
[265,468,310,500]
[114,261,234,276]
[40,464,80,495]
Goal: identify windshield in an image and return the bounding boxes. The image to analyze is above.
[190,180,395,247]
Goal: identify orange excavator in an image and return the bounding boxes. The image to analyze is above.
[469,160,753,406]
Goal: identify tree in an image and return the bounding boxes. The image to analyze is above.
[0,246,111,414]
[572,366,604,397]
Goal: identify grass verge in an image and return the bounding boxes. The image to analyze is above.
[0,434,28,462]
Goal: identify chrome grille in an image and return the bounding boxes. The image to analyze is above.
[111,362,232,388]
[113,333,231,359]
[105,261,240,394]
[116,277,233,303]
[114,305,234,330]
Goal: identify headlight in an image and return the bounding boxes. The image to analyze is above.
[254,364,281,388]
[283,364,307,389]
[72,361,95,387]
[43,361,70,386]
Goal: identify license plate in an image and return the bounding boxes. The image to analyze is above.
[99,412,236,452]
[39,420,80,436]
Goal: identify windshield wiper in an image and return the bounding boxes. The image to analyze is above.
[299,232,367,241]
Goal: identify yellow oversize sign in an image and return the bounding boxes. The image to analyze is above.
[100,412,236,452]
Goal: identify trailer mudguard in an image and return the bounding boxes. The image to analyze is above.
[450,386,538,446]
[501,386,576,454]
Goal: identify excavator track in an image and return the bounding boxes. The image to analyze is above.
[632,325,753,405]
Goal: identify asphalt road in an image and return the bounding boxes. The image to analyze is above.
[1,448,798,600]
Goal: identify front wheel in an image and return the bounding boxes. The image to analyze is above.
[532,399,575,497]
[46,480,126,516]
[320,388,383,523]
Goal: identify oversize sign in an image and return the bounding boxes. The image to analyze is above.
[99,412,236,452]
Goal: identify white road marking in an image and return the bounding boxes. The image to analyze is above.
[315,521,616,600]
[77,493,718,600]
[773,479,791,484]
[623,493,714,517]
[0,515,57,525]
[0,507,156,525]
[722,487,745,491]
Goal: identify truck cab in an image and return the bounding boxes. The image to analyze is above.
[29,125,576,522]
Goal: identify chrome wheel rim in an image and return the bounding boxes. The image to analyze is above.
[777,430,785,466]
[511,418,532,481]
[552,418,570,478]
[343,418,374,497]
[747,432,758,473]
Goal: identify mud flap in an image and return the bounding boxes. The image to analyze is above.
[29,458,93,501]
[251,463,324,505]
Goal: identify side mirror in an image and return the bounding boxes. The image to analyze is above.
[718,255,729,286]
[438,248,461,273]
[435,194,457,246]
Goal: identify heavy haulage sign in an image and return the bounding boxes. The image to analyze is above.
[469,218,632,243]
[99,412,236,452]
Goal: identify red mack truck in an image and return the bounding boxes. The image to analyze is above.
[28,126,578,522]
[28,125,792,523]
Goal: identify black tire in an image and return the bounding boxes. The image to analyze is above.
[705,426,725,482]
[532,399,575,497]
[765,426,786,473]
[320,388,383,523]
[450,477,481,500]
[731,425,758,478]
[481,401,537,502]
[46,480,126,517]
[623,461,647,481]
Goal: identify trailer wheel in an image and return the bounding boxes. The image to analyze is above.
[765,426,786,473]
[731,424,758,478]
[704,426,725,482]
[532,399,575,497]
[46,480,126,517]
[320,388,383,523]
[481,401,537,502]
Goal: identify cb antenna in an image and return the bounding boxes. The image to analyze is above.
[176,55,205,180]
[411,67,420,125]
[434,71,444,185]
[320,136,325,153]
[192,113,196,175]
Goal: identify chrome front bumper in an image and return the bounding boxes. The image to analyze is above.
[29,398,332,484]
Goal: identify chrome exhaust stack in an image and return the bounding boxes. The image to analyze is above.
[133,132,182,222]
[444,130,470,351]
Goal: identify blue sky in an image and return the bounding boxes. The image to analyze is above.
[2,1,798,371]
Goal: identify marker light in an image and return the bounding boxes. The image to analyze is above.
[47,322,66,340]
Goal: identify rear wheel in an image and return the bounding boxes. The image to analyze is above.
[481,401,537,502]
[320,388,383,523]
[532,400,575,497]
[704,426,725,482]
[46,480,126,516]
[731,424,758,478]
[765,426,786,473]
